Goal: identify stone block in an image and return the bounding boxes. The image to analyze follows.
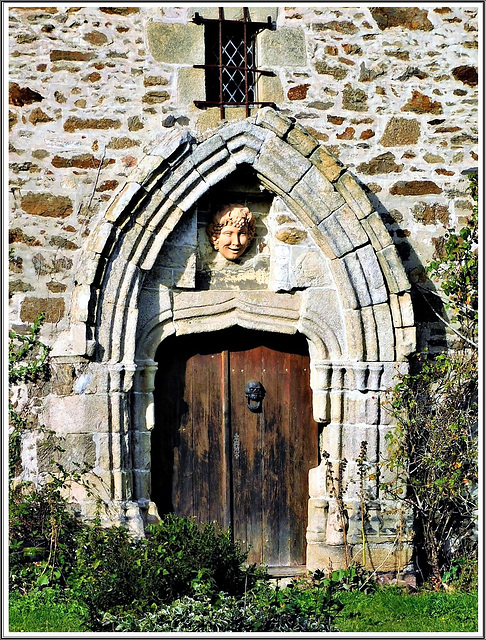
[306,543,347,572]
[126,155,166,191]
[307,497,328,534]
[395,326,416,360]
[330,258,359,310]
[41,393,110,435]
[87,220,116,254]
[318,210,353,257]
[177,66,205,105]
[145,127,194,160]
[70,284,91,323]
[390,292,413,328]
[221,119,267,148]
[373,304,395,362]
[309,146,343,183]
[105,182,144,224]
[361,211,394,250]
[358,246,388,302]
[312,390,330,423]
[200,156,238,189]
[335,171,373,219]
[258,72,284,105]
[20,296,66,324]
[255,107,293,138]
[343,310,365,360]
[342,252,372,308]
[377,244,411,294]
[258,27,307,67]
[292,249,332,288]
[38,433,96,475]
[380,117,420,147]
[290,165,344,227]
[320,423,343,460]
[286,124,319,157]
[147,22,204,65]
[300,288,345,357]
[361,306,379,361]
[357,545,413,574]
[254,134,311,194]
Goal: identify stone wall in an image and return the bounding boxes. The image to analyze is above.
[9,5,478,351]
[8,4,478,570]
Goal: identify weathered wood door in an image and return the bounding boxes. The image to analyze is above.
[152,328,318,567]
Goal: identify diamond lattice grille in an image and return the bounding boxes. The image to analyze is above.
[221,31,255,104]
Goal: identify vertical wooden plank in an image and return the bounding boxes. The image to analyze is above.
[230,338,263,565]
[191,349,210,521]
[261,345,286,567]
[221,348,232,530]
[288,349,319,565]
[207,349,226,525]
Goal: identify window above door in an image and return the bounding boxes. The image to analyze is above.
[192,7,277,118]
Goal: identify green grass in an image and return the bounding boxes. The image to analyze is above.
[9,585,479,633]
[335,586,479,633]
[9,588,89,633]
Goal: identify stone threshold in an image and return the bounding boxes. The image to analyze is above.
[266,565,308,578]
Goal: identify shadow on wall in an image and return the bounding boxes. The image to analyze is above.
[353,174,448,355]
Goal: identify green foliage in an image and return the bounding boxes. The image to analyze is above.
[70,514,258,629]
[9,313,50,384]
[384,176,478,586]
[9,586,89,633]
[9,315,84,593]
[385,350,478,584]
[441,556,478,593]
[427,172,478,345]
[100,574,343,632]
[9,314,51,480]
[9,482,82,592]
[335,586,478,633]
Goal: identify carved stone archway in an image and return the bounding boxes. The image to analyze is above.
[63,108,415,572]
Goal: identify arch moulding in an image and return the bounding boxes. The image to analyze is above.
[56,108,416,573]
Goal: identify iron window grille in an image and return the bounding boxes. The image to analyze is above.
[193,8,276,118]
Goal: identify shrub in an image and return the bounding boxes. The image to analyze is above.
[9,482,81,591]
[384,174,478,587]
[70,514,257,629]
[100,577,343,632]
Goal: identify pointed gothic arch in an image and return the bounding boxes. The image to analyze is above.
[63,108,415,569]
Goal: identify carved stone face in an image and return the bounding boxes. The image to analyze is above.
[207,204,256,261]
[214,223,250,260]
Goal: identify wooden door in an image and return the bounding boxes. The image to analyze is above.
[152,328,318,568]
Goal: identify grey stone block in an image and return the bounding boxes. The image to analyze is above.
[356,245,388,305]
[254,134,311,194]
[147,22,204,65]
[377,244,411,294]
[258,27,307,67]
[335,171,373,219]
[343,252,372,308]
[291,165,345,227]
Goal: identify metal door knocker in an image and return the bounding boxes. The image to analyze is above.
[245,380,266,413]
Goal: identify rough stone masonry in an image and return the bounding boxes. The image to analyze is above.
[8,5,478,576]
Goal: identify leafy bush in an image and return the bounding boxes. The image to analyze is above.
[70,514,258,629]
[9,482,81,591]
[384,174,478,587]
[100,576,343,632]
[9,315,83,592]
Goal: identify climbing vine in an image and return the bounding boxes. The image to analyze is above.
[383,173,478,588]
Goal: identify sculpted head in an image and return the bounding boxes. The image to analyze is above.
[207,204,256,261]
